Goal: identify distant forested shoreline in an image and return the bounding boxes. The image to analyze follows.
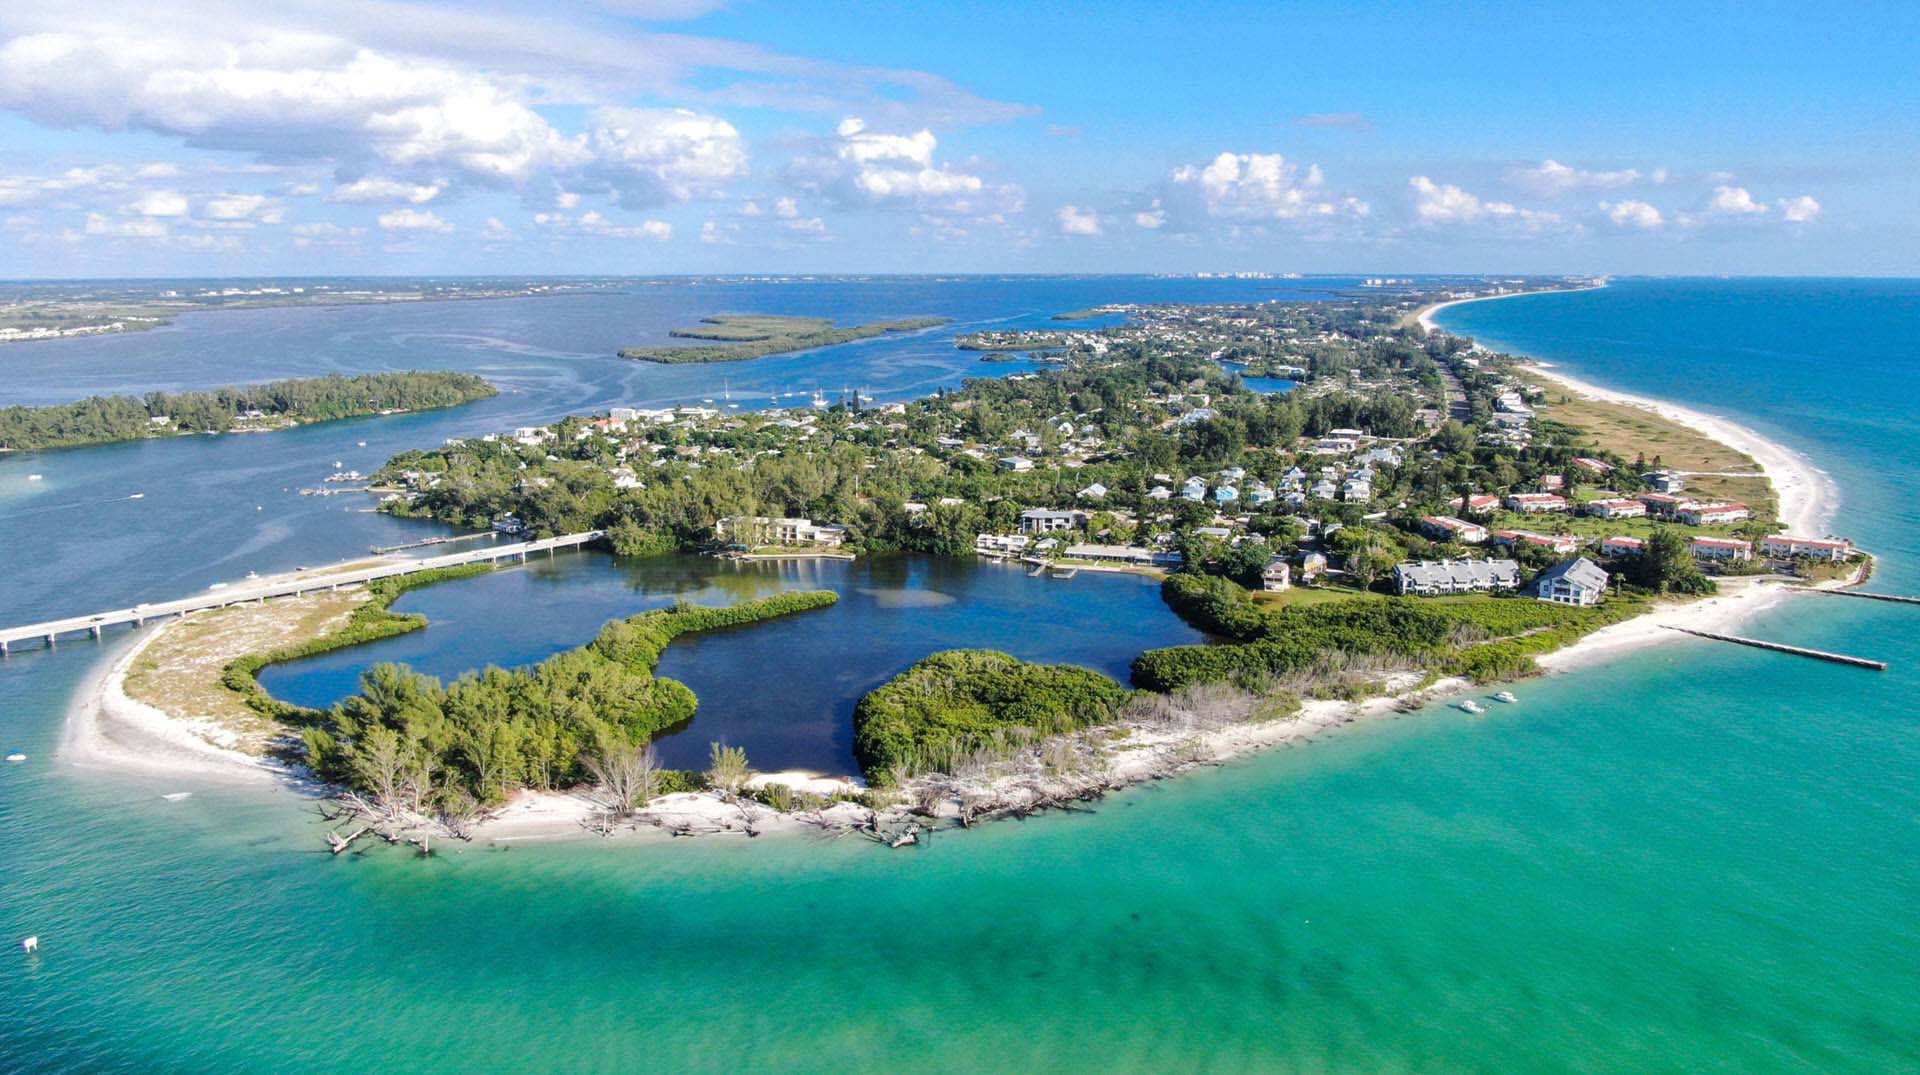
[0,371,497,453]
[618,314,950,363]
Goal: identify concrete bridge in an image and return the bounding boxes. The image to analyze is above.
[0,530,604,654]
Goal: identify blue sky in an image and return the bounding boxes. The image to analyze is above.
[0,0,1912,278]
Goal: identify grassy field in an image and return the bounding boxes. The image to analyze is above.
[123,591,366,754]
[1516,370,1778,517]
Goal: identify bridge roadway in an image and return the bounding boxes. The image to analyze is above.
[0,530,604,653]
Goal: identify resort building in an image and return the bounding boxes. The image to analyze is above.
[1600,536,1646,558]
[1583,498,1648,520]
[1532,556,1610,606]
[717,516,849,547]
[1448,493,1502,515]
[1019,509,1090,534]
[1492,530,1581,555]
[1636,493,1688,517]
[1572,457,1616,475]
[1421,515,1490,544]
[1760,535,1853,561]
[1690,536,1754,562]
[1505,492,1570,514]
[1392,558,1521,596]
[1676,502,1753,526]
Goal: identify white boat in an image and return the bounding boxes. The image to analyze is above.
[27,474,42,481]
[5,752,26,763]
[356,441,367,447]
[1457,700,1486,714]
[128,492,145,499]
[1492,691,1519,704]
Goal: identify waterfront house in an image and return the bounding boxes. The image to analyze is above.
[1583,498,1648,520]
[1077,482,1108,501]
[1689,536,1754,562]
[1019,509,1089,534]
[1213,485,1239,504]
[1341,477,1372,501]
[717,516,848,547]
[1392,558,1522,596]
[975,533,1030,556]
[1247,484,1275,506]
[1505,492,1570,514]
[492,514,527,535]
[1062,544,1183,567]
[1600,536,1646,558]
[997,456,1034,472]
[1532,556,1609,606]
[1676,502,1752,526]
[1760,535,1852,561]
[1422,515,1490,544]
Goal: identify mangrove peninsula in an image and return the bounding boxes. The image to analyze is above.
[74,280,1867,854]
[0,371,496,453]
[618,313,950,363]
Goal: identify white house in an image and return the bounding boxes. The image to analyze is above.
[717,516,848,547]
[1077,482,1108,501]
[1532,556,1609,606]
[1261,559,1292,592]
[997,456,1034,472]
[1583,498,1648,520]
[1019,509,1089,534]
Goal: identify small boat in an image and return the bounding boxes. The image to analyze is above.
[356,441,367,447]
[333,460,343,467]
[208,582,230,591]
[26,474,42,481]
[128,492,145,499]
[1457,700,1486,714]
[1492,691,1519,704]
[5,752,26,763]
[245,571,260,580]
[161,791,192,802]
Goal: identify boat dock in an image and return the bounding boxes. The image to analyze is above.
[370,531,500,555]
[0,530,604,654]
[1662,626,1887,670]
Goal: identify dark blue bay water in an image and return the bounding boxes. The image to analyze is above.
[0,277,1915,1072]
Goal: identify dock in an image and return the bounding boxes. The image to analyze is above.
[1662,626,1886,670]
[1795,588,1920,607]
[0,530,604,654]
[370,531,500,555]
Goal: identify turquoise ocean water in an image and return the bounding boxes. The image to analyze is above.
[1,278,1916,1071]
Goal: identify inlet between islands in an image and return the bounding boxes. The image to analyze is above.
[61,300,1851,845]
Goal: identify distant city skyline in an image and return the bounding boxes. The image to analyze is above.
[0,1,1911,278]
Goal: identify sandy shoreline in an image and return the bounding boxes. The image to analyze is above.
[62,285,1852,848]
[1414,282,1608,333]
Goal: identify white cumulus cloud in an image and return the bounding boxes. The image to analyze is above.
[1599,199,1663,229]
[785,116,1011,213]
[378,207,452,232]
[1410,176,1560,229]
[1168,152,1365,223]
[1511,159,1648,195]
[1776,194,1821,222]
[1708,185,1769,215]
[127,190,188,217]
[329,178,444,204]
[1056,204,1100,235]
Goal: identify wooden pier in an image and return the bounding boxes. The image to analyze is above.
[1662,625,1887,670]
[0,530,604,654]
[370,531,500,555]
[1795,588,1920,607]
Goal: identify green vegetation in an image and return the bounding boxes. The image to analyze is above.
[976,352,1020,363]
[1622,527,1717,595]
[1137,574,1642,690]
[619,314,950,363]
[853,649,1131,784]
[297,591,838,809]
[0,371,496,452]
